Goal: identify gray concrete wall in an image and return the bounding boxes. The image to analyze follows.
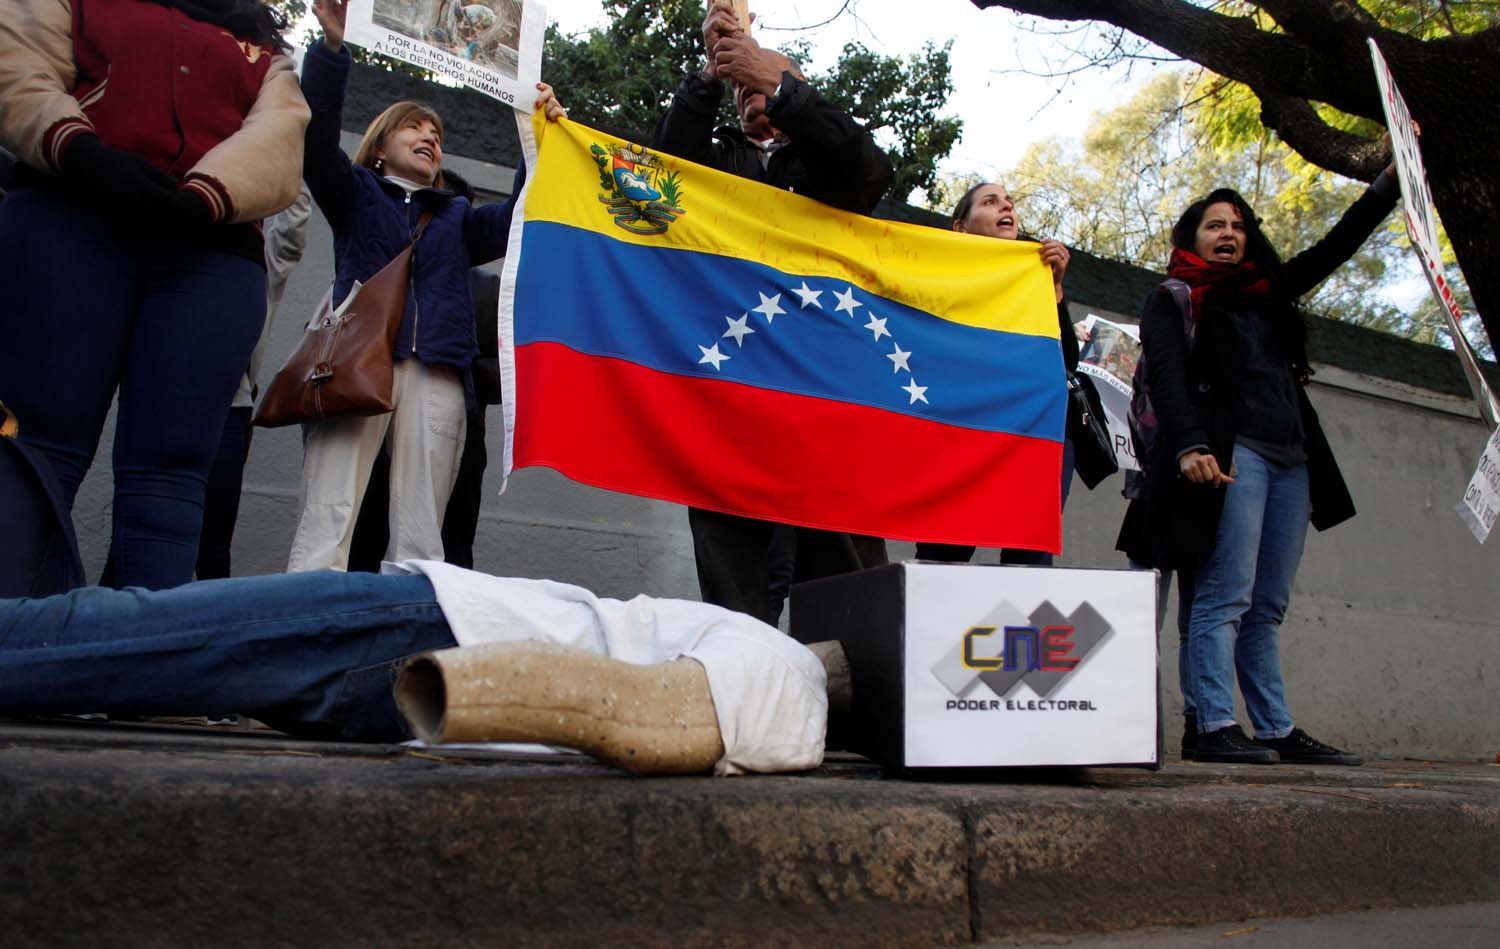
[65,143,1500,763]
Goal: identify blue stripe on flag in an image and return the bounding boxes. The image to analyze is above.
[514,221,1066,439]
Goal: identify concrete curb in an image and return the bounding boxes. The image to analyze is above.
[3,724,1498,946]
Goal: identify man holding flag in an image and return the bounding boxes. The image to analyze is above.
[650,0,896,623]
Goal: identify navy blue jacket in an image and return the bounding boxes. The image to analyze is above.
[300,41,523,376]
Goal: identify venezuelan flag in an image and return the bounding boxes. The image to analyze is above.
[499,114,1066,551]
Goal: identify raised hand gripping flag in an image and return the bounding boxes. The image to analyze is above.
[499,113,1066,551]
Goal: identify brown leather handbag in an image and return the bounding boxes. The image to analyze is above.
[254,212,434,428]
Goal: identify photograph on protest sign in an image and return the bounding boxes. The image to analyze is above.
[346,0,546,110]
[1075,315,1141,472]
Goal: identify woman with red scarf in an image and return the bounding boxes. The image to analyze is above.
[1120,164,1398,765]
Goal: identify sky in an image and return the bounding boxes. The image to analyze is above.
[538,0,1155,186]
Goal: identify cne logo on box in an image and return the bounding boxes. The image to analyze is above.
[929,600,1115,711]
[962,623,1079,673]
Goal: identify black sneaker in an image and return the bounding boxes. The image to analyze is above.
[1181,713,1197,760]
[1194,724,1280,764]
[1256,728,1363,766]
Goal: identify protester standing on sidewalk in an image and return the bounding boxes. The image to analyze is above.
[287,0,562,571]
[1122,163,1400,765]
[0,0,308,591]
[347,169,500,573]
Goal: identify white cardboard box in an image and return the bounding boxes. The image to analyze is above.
[791,562,1159,771]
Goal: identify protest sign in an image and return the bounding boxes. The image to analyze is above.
[345,0,546,111]
[1369,39,1500,541]
[1075,315,1141,472]
[1368,39,1499,431]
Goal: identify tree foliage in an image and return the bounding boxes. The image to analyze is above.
[542,0,706,137]
[785,39,963,202]
[543,1,962,202]
[971,0,1500,355]
[970,70,1468,345]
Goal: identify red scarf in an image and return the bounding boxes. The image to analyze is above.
[1166,248,1272,321]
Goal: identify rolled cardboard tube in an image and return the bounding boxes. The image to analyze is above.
[395,641,726,775]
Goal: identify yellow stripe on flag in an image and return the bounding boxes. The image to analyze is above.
[525,114,1058,339]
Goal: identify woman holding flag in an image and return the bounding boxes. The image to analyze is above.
[287,0,563,572]
[1124,162,1399,765]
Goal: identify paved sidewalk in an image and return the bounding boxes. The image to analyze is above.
[3,720,1498,946]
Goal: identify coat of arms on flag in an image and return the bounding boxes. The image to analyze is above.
[590,141,686,234]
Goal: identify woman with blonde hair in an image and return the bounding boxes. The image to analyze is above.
[288,0,563,571]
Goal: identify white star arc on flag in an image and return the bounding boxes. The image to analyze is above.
[697,282,932,408]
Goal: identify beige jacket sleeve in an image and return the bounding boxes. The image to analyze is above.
[0,0,89,174]
[184,53,310,224]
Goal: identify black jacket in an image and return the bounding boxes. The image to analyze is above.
[1118,172,1398,569]
[651,72,892,214]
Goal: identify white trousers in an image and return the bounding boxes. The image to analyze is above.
[287,359,466,572]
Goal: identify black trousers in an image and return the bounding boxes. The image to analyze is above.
[688,507,887,626]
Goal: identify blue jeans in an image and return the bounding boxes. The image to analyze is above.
[0,187,265,590]
[1188,444,1306,738]
[0,572,455,741]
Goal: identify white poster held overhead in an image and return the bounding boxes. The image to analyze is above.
[1368,39,1500,542]
[345,0,546,111]
[1075,315,1142,472]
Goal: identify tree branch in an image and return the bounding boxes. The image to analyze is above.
[1256,0,1379,38]
[971,0,1385,116]
[1257,92,1388,181]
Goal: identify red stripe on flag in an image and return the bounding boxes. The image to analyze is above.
[514,343,1062,552]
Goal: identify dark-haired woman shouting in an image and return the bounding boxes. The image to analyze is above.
[1122,162,1399,765]
[0,0,309,590]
